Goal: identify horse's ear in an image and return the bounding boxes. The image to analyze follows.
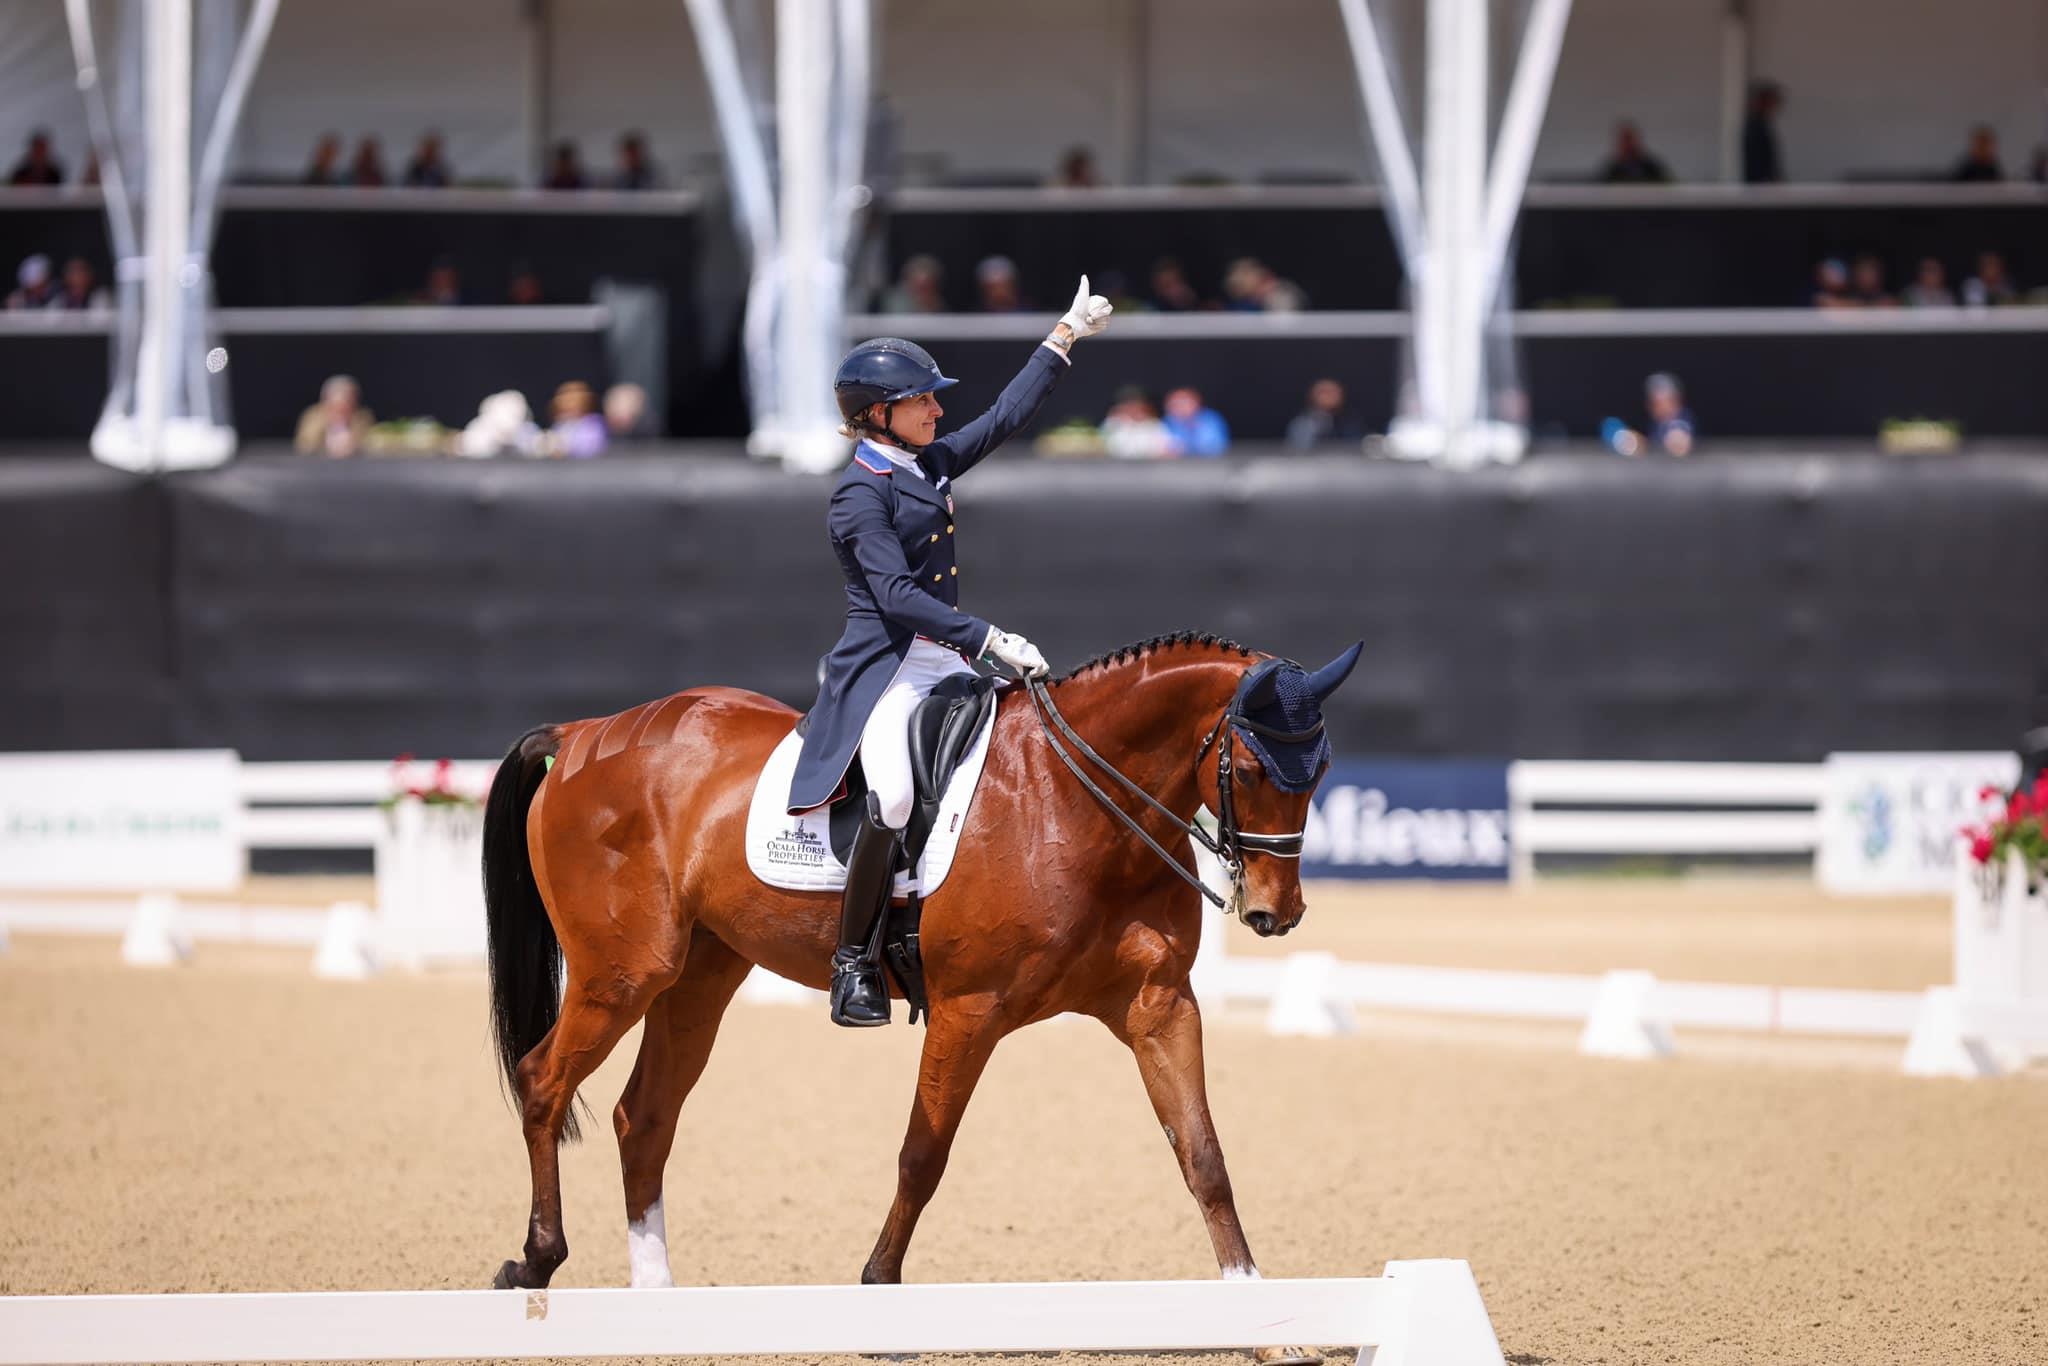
[1305,641,1364,701]
[1240,660,1283,710]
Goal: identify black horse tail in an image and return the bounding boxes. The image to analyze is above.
[483,724,586,1141]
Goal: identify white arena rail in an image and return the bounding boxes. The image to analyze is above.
[0,1263,1506,1366]
[1507,760,1826,880]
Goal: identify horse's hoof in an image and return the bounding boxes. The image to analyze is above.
[492,1259,524,1290]
[1253,1348,1324,1365]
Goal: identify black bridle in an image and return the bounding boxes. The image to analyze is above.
[1023,673,1317,915]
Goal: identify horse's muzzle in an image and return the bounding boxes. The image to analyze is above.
[1244,910,1289,938]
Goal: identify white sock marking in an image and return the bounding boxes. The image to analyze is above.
[1222,1264,1262,1281]
[627,1196,673,1288]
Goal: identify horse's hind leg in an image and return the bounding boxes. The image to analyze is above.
[860,998,1008,1285]
[612,928,752,1288]
[496,965,674,1291]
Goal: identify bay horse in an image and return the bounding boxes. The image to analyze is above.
[482,631,1361,1301]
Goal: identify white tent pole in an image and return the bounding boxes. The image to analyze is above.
[189,0,277,249]
[1419,0,1486,466]
[827,0,870,270]
[1478,0,1571,315]
[776,0,841,470]
[1334,0,1425,274]
[64,0,142,432]
[138,0,193,466]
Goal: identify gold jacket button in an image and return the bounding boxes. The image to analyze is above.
[930,533,939,543]
[950,566,958,576]
[932,573,942,583]
[946,524,955,533]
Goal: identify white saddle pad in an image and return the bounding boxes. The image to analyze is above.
[744,712,996,896]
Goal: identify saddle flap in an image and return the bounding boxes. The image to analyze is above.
[910,674,998,807]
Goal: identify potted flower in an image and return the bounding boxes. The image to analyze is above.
[1962,773,2048,898]
[375,755,489,966]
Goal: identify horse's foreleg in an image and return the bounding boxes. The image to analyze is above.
[860,999,1007,1285]
[1107,985,1258,1276]
[495,971,669,1291]
[612,930,751,1288]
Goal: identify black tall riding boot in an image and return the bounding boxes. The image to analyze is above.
[830,793,899,1027]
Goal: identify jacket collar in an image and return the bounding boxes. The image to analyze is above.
[862,440,949,509]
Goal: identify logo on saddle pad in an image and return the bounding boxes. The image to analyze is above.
[761,823,831,871]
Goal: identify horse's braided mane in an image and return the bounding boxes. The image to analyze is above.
[1055,631,1255,685]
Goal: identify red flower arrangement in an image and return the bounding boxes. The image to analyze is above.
[380,754,480,809]
[1963,774,2048,893]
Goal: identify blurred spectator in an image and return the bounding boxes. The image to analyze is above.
[1053,145,1100,188]
[1101,386,1174,459]
[975,255,1027,313]
[603,382,652,441]
[1849,253,1893,307]
[1285,378,1364,450]
[1162,387,1230,457]
[1222,257,1306,312]
[53,257,108,311]
[1811,257,1853,309]
[614,132,659,190]
[1094,268,1145,314]
[416,258,464,306]
[1598,122,1671,184]
[1602,372,1693,457]
[507,262,545,306]
[294,375,374,457]
[1901,257,1955,308]
[403,133,451,188]
[457,391,543,458]
[8,130,64,186]
[545,141,588,190]
[303,133,343,185]
[547,381,607,458]
[880,254,947,314]
[1962,251,2018,308]
[5,255,57,309]
[350,136,388,187]
[1741,82,1783,184]
[1952,125,2003,182]
[1149,257,1203,312]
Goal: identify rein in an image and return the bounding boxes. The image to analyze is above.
[1023,673,1312,916]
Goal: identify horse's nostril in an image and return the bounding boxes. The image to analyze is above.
[1246,911,1277,936]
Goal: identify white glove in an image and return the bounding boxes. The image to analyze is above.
[982,627,1050,678]
[1058,274,1114,340]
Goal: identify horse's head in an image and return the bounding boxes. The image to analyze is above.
[1203,642,1363,937]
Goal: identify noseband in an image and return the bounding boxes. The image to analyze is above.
[1023,672,1315,916]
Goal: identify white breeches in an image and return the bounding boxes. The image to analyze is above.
[859,637,976,829]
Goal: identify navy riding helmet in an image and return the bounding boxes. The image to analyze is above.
[834,338,959,425]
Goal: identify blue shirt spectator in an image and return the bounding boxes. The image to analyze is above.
[1163,387,1230,457]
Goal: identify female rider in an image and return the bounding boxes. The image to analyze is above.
[788,276,1114,1026]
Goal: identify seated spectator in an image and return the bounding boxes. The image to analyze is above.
[456,391,543,457]
[545,141,588,190]
[53,257,108,311]
[294,375,374,457]
[880,254,947,314]
[416,257,464,306]
[614,132,659,190]
[350,136,388,187]
[1599,121,1671,184]
[1602,372,1693,458]
[403,133,451,188]
[1222,257,1306,312]
[1811,257,1853,308]
[1150,257,1203,312]
[1849,253,1893,307]
[1952,125,2003,182]
[303,133,343,186]
[1101,386,1174,460]
[1285,378,1365,450]
[976,255,1027,313]
[603,382,652,441]
[1901,257,1955,307]
[1962,251,2018,308]
[1741,82,1784,184]
[547,381,607,457]
[5,255,57,310]
[1162,387,1230,457]
[507,262,545,306]
[8,129,64,185]
[1052,145,1100,188]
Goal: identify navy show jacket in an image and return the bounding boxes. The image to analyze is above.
[787,343,1066,813]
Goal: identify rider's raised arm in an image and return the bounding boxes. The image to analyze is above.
[830,479,993,657]
[924,276,1113,481]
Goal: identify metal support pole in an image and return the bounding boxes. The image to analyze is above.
[1417,0,1486,465]
[776,0,840,471]
[1334,0,1425,273]
[1479,0,1571,314]
[136,0,193,470]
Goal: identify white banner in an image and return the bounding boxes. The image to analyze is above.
[0,751,243,891]
[1817,751,2019,896]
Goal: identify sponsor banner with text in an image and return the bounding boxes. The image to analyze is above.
[1303,759,1511,881]
[0,750,244,891]
[1817,751,2018,895]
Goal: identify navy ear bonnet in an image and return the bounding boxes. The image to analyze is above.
[1231,661,1332,792]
